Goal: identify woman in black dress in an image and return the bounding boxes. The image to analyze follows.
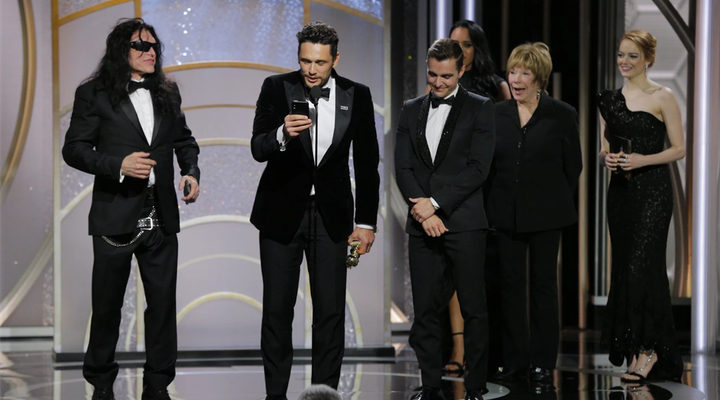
[441,20,511,377]
[598,29,685,382]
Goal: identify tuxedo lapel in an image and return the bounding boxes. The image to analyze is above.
[119,98,147,144]
[150,96,163,146]
[283,77,313,161]
[433,87,467,167]
[318,81,353,168]
[415,95,434,168]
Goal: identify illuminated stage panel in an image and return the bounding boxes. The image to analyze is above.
[182,106,256,142]
[175,145,262,220]
[142,0,303,69]
[167,67,280,109]
[310,1,385,108]
[331,0,384,20]
[57,2,134,109]
[57,0,112,19]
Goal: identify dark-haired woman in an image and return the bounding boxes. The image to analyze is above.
[450,20,510,102]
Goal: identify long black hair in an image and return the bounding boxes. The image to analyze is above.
[450,20,500,99]
[89,18,179,115]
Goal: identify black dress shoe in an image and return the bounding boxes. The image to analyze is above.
[528,366,553,383]
[492,366,526,381]
[410,387,445,400]
[141,385,171,400]
[92,387,115,400]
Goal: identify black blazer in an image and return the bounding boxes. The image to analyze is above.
[62,79,200,236]
[395,86,495,236]
[487,95,582,233]
[250,70,380,244]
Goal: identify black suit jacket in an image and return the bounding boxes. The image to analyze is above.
[62,79,200,236]
[487,95,582,233]
[250,70,380,244]
[395,86,495,236]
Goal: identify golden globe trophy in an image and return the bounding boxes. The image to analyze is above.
[346,240,362,269]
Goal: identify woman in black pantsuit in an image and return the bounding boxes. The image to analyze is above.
[487,42,582,386]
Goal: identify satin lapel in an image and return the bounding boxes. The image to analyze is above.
[284,78,313,161]
[415,95,434,168]
[318,83,353,168]
[150,95,163,146]
[119,98,147,144]
[433,87,467,167]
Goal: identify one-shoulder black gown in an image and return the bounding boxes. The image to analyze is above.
[598,89,683,381]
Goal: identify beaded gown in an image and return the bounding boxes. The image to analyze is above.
[598,89,683,381]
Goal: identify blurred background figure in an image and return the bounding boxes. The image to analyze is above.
[450,20,511,102]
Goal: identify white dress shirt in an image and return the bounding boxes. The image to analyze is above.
[122,79,155,186]
[275,77,374,231]
[276,77,337,193]
[424,85,459,209]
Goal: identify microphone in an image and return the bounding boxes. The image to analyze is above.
[309,85,322,105]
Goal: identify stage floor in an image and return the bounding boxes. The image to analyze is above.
[0,333,713,399]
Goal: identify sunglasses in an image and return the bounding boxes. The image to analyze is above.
[129,40,160,52]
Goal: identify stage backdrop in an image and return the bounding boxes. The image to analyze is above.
[52,0,390,369]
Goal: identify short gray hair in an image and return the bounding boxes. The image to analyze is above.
[297,384,342,400]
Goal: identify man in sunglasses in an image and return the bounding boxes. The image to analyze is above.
[63,18,200,400]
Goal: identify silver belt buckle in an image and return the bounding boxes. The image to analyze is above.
[138,216,154,231]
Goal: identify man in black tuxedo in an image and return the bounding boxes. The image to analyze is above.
[62,18,200,400]
[395,38,495,400]
[250,22,379,399]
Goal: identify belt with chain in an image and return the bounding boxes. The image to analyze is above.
[101,207,161,247]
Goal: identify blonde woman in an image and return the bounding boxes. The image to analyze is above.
[488,42,582,386]
[598,29,685,383]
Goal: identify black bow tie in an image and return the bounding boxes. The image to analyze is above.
[128,80,151,93]
[307,86,331,101]
[430,95,455,108]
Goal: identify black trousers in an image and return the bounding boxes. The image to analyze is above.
[83,227,178,389]
[408,230,488,391]
[259,199,347,398]
[496,229,561,370]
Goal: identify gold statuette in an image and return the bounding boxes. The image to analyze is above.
[346,240,362,269]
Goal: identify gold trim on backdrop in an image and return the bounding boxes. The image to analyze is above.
[180,215,251,230]
[178,254,260,271]
[310,0,383,26]
[164,61,291,74]
[0,233,53,325]
[52,0,63,351]
[134,0,141,17]
[303,0,311,24]
[183,104,255,112]
[57,0,132,26]
[197,138,250,147]
[177,292,263,322]
[1,0,36,201]
[60,185,93,219]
